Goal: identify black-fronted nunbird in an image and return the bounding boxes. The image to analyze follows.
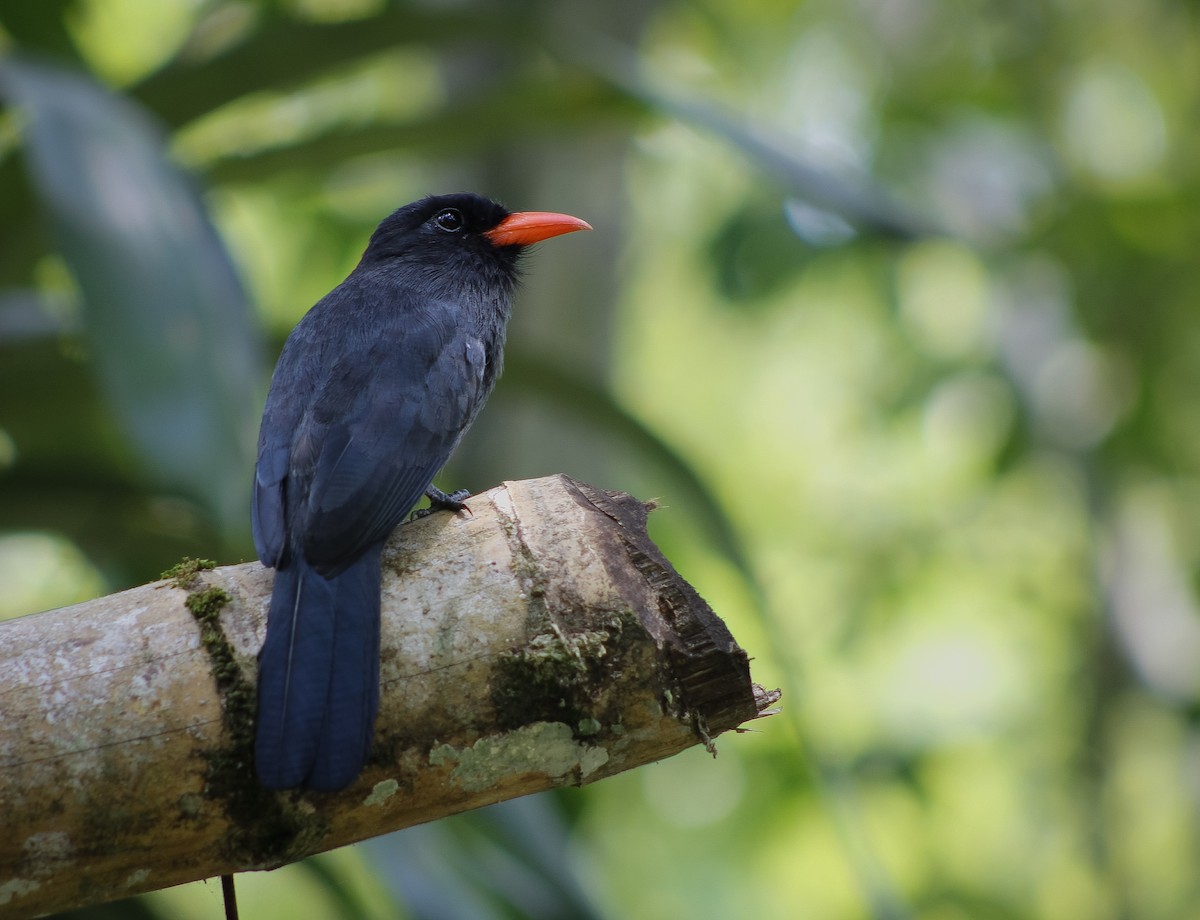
[251,193,590,791]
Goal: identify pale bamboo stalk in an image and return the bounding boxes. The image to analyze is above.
[0,475,771,918]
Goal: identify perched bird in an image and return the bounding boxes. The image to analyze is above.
[251,193,591,791]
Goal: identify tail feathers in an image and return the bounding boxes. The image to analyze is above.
[309,552,381,791]
[255,548,382,791]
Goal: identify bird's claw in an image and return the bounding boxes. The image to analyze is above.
[411,486,473,520]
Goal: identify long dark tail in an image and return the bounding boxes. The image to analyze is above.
[254,546,382,791]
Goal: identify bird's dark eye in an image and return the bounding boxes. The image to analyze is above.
[434,208,464,233]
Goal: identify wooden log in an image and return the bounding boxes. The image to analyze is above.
[0,475,772,918]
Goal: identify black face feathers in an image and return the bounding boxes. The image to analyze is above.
[360,192,514,266]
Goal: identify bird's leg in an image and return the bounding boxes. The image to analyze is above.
[426,484,471,510]
[412,485,472,520]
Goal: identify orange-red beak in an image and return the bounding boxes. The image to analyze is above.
[485,211,592,248]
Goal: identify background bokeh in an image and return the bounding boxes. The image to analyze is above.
[3,1,1199,918]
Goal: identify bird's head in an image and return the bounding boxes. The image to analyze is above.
[359,193,591,277]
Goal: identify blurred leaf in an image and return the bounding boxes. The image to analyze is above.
[365,796,606,920]
[0,330,128,483]
[202,75,634,185]
[565,32,935,240]
[0,55,262,539]
[132,4,524,129]
[0,325,223,586]
[0,289,71,340]
[0,1,79,61]
[708,196,813,303]
[51,893,161,920]
[0,153,47,288]
[302,855,377,920]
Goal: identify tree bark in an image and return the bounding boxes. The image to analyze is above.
[0,475,772,918]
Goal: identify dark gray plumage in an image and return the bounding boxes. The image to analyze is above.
[251,193,589,790]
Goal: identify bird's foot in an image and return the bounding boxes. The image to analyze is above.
[411,486,472,520]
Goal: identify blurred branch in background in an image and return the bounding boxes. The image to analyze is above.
[563,29,935,241]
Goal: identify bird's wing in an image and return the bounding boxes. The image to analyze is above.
[251,443,290,567]
[296,304,487,577]
[253,344,312,568]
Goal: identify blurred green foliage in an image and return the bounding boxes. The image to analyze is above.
[2,0,1200,918]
